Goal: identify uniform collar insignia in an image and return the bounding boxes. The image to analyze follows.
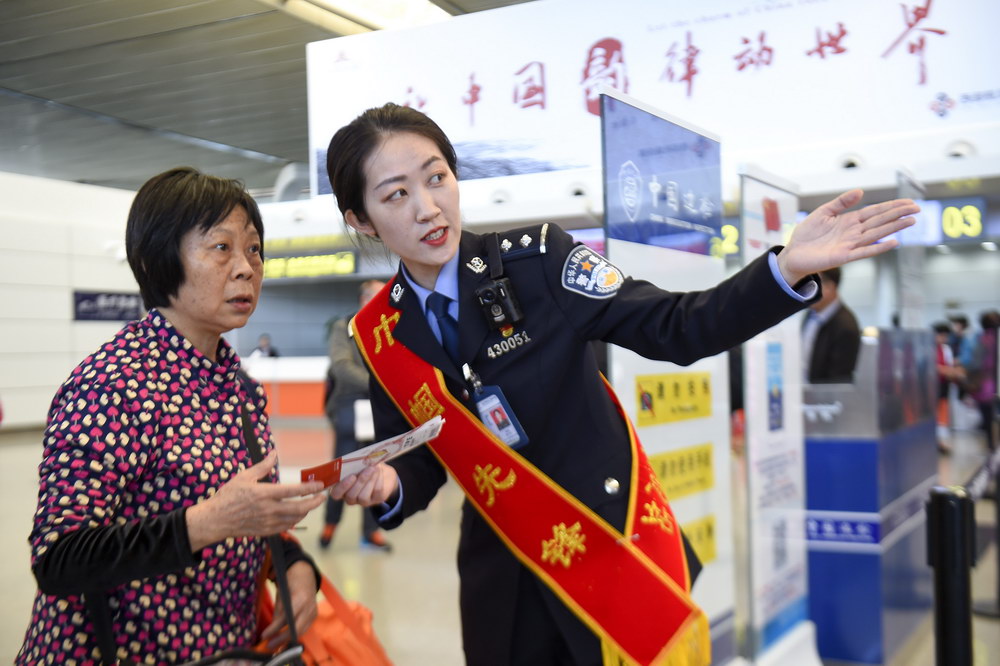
[466,256,487,274]
[390,282,405,303]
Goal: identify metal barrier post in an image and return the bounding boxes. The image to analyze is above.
[926,485,975,666]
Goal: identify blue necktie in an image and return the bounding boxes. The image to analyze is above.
[427,292,460,366]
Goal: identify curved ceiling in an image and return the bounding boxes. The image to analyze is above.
[0,0,530,195]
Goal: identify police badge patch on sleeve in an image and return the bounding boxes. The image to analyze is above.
[561,245,624,299]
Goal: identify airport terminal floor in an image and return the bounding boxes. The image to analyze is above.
[0,419,996,665]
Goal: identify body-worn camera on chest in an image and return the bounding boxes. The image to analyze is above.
[475,277,524,329]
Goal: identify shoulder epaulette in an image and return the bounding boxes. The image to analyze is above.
[495,223,550,261]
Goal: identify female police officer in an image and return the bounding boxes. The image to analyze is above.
[326,103,917,666]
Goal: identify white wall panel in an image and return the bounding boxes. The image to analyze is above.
[0,249,70,287]
[0,351,77,389]
[68,225,128,259]
[0,285,69,321]
[0,172,134,430]
[0,385,58,429]
[71,323,125,356]
[1,172,133,224]
[69,256,137,290]
[0,321,73,354]
[0,216,71,253]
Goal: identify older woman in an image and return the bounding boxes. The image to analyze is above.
[17,167,326,665]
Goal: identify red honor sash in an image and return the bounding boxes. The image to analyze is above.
[353,286,710,666]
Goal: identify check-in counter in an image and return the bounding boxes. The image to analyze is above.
[803,329,937,664]
[241,356,329,418]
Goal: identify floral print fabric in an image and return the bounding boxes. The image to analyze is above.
[18,310,274,664]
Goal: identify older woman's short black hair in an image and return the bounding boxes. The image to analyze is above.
[126,167,264,309]
[325,103,458,224]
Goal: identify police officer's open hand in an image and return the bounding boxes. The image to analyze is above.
[330,462,400,507]
[776,189,919,285]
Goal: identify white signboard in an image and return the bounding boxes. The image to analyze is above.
[895,171,928,329]
[601,89,736,659]
[307,0,1000,195]
[740,171,818,663]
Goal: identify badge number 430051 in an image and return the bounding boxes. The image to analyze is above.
[486,331,532,359]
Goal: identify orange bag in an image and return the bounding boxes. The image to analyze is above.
[253,531,393,666]
[255,572,393,666]
[234,392,391,665]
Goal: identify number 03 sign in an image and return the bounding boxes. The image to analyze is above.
[941,203,983,240]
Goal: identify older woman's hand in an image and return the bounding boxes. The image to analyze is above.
[186,451,326,551]
[260,560,319,649]
[776,189,920,285]
[329,463,400,507]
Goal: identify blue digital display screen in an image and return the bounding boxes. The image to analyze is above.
[601,93,722,255]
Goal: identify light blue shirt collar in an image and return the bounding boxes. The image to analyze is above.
[400,253,460,320]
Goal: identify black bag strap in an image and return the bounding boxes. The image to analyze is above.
[86,589,133,666]
[236,372,302,652]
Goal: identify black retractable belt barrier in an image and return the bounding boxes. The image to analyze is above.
[967,443,1000,619]
[926,486,975,666]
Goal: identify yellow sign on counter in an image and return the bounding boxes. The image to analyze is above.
[264,252,356,279]
[648,443,714,501]
[681,514,717,564]
[635,372,712,426]
[264,233,349,253]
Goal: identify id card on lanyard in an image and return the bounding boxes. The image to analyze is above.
[463,364,529,449]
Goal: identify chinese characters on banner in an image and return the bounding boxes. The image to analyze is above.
[385,2,948,118]
[463,73,481,125]
[513,61,546,109]
[307,0,985,196]
[807,23,848,59]
[882,0,947,85]
[581,38,629,115]
[661,31,700,97]
[734,31,774,71]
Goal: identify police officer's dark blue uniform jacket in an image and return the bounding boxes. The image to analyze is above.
[366,223,817,665]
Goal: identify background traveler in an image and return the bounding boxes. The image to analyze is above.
[968,309,1000,451]
[801,266,862,383]
[319,279,392,552]
[249,332,281,358]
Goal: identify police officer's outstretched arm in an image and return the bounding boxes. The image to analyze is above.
[538,191,916,367]
[538,226,793,365]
